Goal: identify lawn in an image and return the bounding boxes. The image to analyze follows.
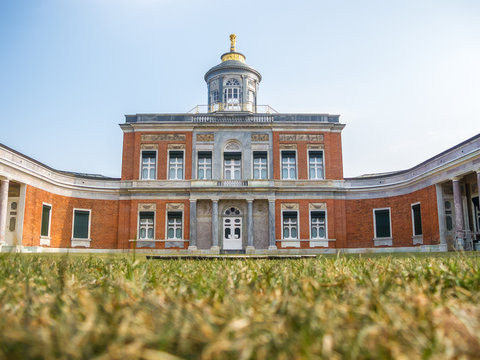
[0,253,479,359]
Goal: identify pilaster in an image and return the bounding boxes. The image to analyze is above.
[0,179,10,245]
[246,199,254,253]
[268,199,276,250]
[211,198,219,251]
[188,199,197,251]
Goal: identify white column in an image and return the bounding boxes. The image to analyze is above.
[211,199,219,251]
[435,183,447,251]
[188,199,197,251]
[0,179,9,245]
[246,199,254,253]
[452,177,465,249]
[268,199,276,250]
[477,171,480,207]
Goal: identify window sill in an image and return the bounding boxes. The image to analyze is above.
[412,236,423,245]
[40,236,51,246]
[373,238,393,246]
[71,238,91,248]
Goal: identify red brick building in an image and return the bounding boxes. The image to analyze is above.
[1,35,479,254]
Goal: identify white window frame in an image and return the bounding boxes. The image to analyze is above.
[197,151,212,180]
[252,151,268,180]
[168,150,184,180]
[138,211,156,241]
[40,202,52,246]
[373,207,392,246]
[140,150,157,180]
[166,211,184,241]
[281,210,299,240]
[223,152,242,180]
[281,150,297,180]
[308,150,325,180]
[309,209,327,240]
[71,208,92,247]
[411,202,423,244]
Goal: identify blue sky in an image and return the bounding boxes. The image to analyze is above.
[1,0,479,177]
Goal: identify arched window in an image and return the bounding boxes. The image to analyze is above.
[224,78,241,110]
[224,207,241,216]
[223,140,242,180]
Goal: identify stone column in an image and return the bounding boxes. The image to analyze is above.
[268,199,277,251]
[211,199,219,251]
[435,183,447,251]
[188,199,197,251]
[477,170,480,207]
[246,199,254,253]
[0,179,9,245]
[452,177,465,249]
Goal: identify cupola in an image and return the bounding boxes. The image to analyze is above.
[204,34,262,113]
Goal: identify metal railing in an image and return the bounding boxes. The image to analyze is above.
[188,104,278,114]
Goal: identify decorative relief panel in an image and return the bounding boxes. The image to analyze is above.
[279,144,297,150]
[224,141,242,151]
[281,203,299,210]
[141,134,186,141]
[168,144,185,150]
[309,203,327,210]
[138,203,156,211]
[279,134,324,142]
[307,144,324,150]
[251,134,269,142]
[141,144,158,150]
[196,133,214,142]
[166,203,185,211]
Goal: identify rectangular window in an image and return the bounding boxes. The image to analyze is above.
[197,152,212,180]
[224,153,241,180]
[282,211,298,240]
[253,151,268,180]
[281,151,296,180]
[168,151,184,180]
[41,204,52,237]
[141,151,156,180]
[73,209,90,239]
[412,203,423,236]
[374,208,391,238]
[139,212,155,240]
[167,212,183,240]
[309,151,324,180]
[310,211,326,239]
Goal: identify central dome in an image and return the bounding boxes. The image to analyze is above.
[204,34,262,113]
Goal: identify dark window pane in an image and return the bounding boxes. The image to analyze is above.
[73,210,90,239]
[375,209,391,238]
[41,205,51,237]
[140,212,154,220]
[412,204,423,236]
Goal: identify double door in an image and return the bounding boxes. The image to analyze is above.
[223,217,242,250]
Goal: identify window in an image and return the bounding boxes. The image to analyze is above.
[197,152,212,180]
[224,78,241,109]
[374,208,391,238]
[281,151,296,180]
[41,204,52,237]
[168,151,184,180]
[310,211,326,239]
[309,151,324,180]
[253,152,267,179]
[411,203,423,236]
[141,151,156,180]
[211,90,219,104]
[282,211,298,240]
[139,212,155,240]
[73,209,91,239]
[167,212,183,240]
[224,153,241,180]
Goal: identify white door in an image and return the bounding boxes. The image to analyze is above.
[223,217,242,250]
[5,198,19,245]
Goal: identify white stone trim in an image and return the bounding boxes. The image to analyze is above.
[307,149,325,180]
[40,202,52,246]
[139,149,157,181]
[309,207,328,247]
[165,209,184,242]
[281,209,300,248]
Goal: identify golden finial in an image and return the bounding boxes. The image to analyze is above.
[230,34,236,52]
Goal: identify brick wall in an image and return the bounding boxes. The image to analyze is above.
[22,185,119,249]
[344,185,440,248]
[272,131,344,180]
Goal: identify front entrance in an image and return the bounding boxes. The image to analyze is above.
[222,206,242,250]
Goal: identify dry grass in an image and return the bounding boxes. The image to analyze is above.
[0,253,479,359]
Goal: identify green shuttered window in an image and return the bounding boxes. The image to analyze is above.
[73,210,90,239]
[374,209,391,238]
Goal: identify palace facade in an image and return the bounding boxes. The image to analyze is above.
[1,35,479,254]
